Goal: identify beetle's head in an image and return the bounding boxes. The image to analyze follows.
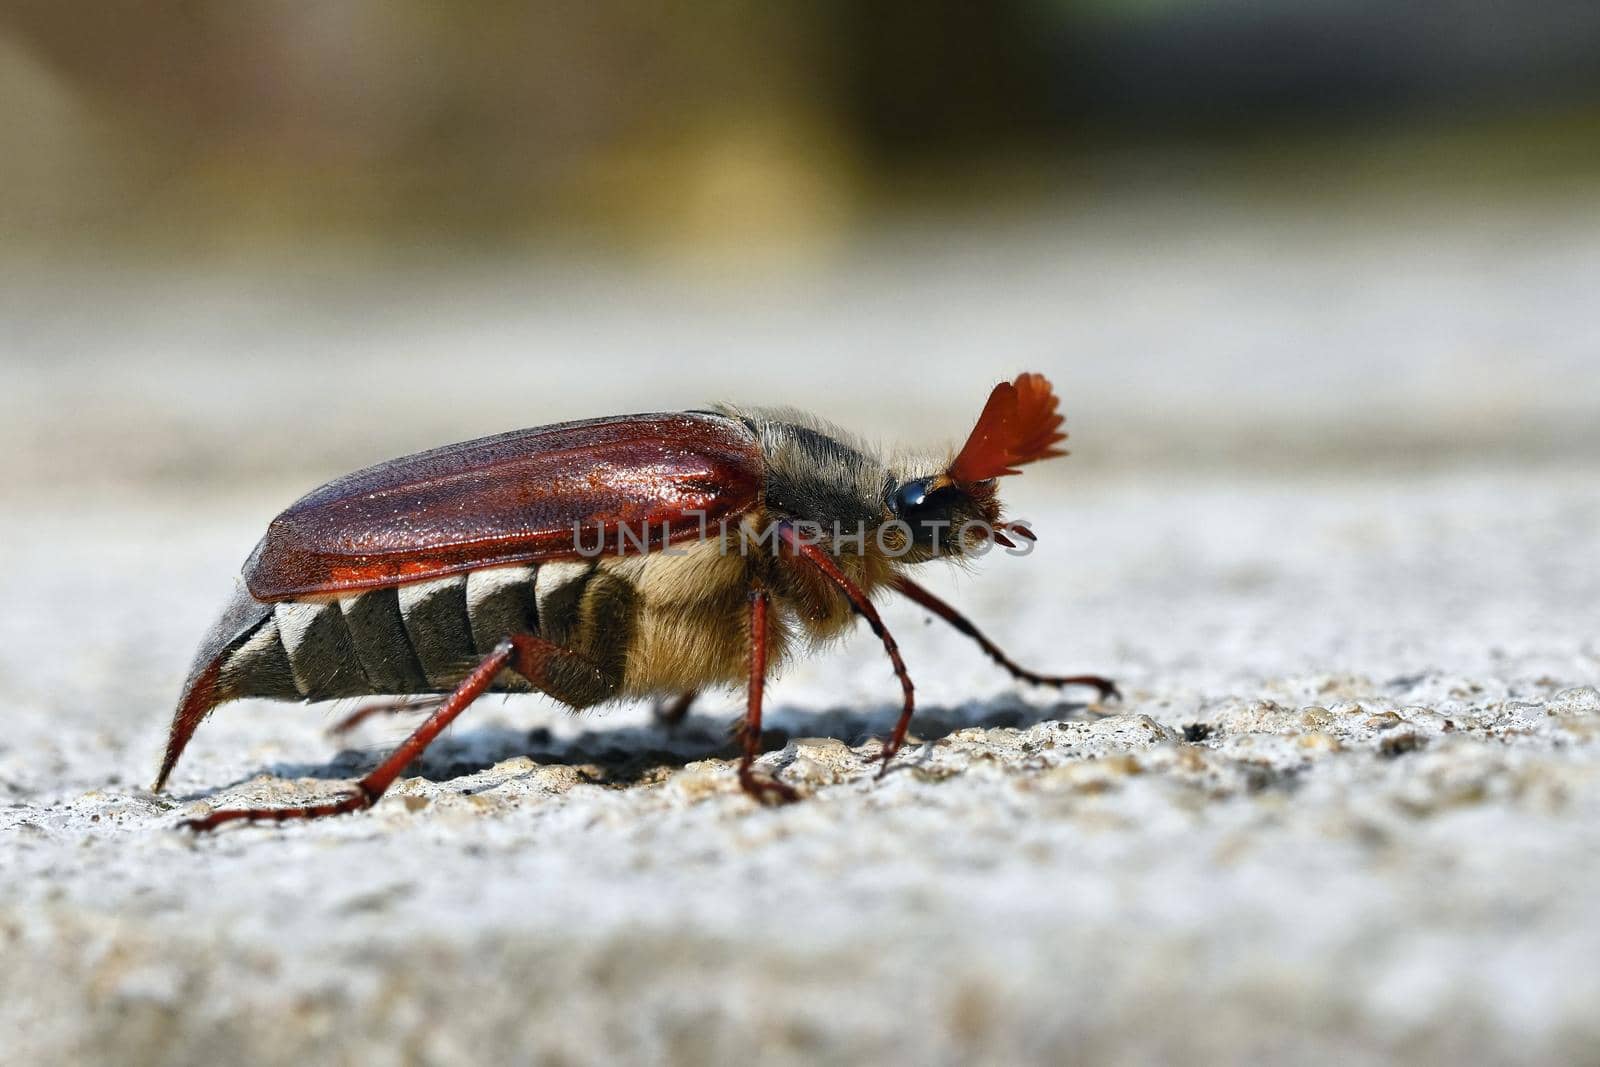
[884,372,1066,561]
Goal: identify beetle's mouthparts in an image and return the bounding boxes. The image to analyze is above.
[978,520,1037,550]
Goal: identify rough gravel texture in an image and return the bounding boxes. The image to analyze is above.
[5,469,1598,1066]
[3,198,1598,1065]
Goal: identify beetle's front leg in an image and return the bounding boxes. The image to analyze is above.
[738,587,798,805]
[182,634,616,832]
[891,576,1119,702]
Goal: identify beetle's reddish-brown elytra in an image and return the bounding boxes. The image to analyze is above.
[162,372,1117,829]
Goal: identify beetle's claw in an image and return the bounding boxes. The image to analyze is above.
[1077,676,1121,703]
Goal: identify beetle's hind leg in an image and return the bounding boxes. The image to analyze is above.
[182,633,616,832]
[891,576,1120,702]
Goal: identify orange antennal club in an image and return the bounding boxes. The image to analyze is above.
[948,372,1068,485]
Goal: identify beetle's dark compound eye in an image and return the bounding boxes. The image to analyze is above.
[889,478,931,516]
[888,478,972,552]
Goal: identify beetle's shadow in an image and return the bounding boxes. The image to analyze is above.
[215,696,1107,795]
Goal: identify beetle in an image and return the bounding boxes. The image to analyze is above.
[159,371,1117,829]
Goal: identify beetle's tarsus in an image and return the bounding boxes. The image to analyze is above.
[737,765,799,805]
[1024,671,1121,702]
[181,785,373,833]
[871,739,907,780]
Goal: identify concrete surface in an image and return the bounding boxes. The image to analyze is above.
[4,467,1598,1066]
[2,197,1598,1065]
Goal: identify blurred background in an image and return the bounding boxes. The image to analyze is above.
[3,0,1598,499]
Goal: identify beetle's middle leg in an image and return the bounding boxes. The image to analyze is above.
[182,633,616,831]
[738,587,798,805]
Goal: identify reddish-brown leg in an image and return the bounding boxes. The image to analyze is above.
[328,696,445,737]
[183,633,606,831]
[891,575,1120,701]
[653,689,699,728]
[738,588,798,804]
[777,523,916,778]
